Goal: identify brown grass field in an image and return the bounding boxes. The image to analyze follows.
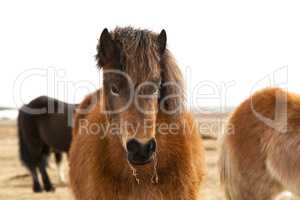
[0,115,296,200]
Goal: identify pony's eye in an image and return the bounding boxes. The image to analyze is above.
[111,84,120,96]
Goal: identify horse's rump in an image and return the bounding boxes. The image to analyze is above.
[219,87,300,199]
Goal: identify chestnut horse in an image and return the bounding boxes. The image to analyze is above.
[220,87,300,199]
[18,96,76,192]
[69,27,205,199]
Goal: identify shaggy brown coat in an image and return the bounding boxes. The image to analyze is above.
[70,102,204,199]
[220,87,300,199]
[69,27,205,200]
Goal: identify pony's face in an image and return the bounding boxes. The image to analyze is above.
[96,27,182,166]
[104,72,160,166]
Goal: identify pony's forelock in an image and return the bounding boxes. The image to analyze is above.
[96,27,185,115]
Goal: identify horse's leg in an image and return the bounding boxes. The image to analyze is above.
[19,126,43,192]
[55,152,65,183]
[247,176,282,200]
[265,134,300,196]
[224,165,283,200]
[220,140,283,200]
[29,166,43,193]
[39,148,55,192]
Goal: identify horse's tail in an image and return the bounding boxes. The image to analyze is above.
[18,111,29,168]
[17,109,38,169]
[219,138,236,200]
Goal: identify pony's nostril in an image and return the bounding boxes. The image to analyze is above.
[126,138,156,165]
[146,138,156,154]
[126,139,140,153]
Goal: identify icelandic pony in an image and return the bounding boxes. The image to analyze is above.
[18,96,76,192]
[220,87,300,199]
[69,27,205,200]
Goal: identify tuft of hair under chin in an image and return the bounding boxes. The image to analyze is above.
[126,152,159,185]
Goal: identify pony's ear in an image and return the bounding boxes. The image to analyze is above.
[157,29,167,55]
[96,28,117,68]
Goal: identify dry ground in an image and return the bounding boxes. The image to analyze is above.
[0,117,297,200]
[0,120,72,200]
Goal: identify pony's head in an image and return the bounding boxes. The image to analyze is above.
[96,27,184,166]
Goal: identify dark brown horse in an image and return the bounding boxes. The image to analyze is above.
[69,27,205,199]
[18,96,76,192]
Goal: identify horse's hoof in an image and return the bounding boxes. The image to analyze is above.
[44,184,55,192]
[33,184,43,193]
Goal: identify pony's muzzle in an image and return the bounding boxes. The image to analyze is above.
[126,138,156,165]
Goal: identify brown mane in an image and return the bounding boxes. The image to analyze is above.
[96,27,185,114]
[97,27,160,82]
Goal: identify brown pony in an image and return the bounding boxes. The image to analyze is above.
[69,27,205,199]
[220,87,300,199]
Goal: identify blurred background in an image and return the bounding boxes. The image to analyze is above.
[0,0,299,199]
[1,0,300,117]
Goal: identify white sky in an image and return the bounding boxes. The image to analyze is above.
[1,0,300,111]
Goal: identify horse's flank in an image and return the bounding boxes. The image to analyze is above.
[18,96,76,192]
[220,87,300,199]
